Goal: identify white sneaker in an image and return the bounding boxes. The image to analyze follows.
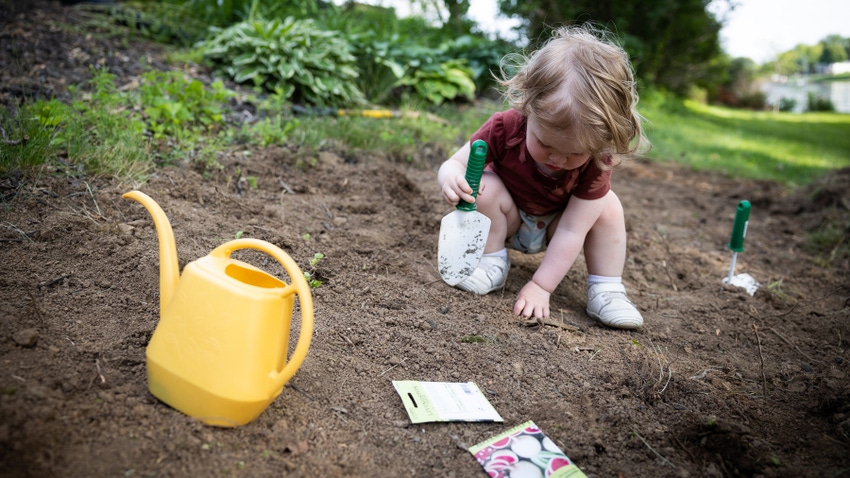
[456,255,509,295]
[586,283,643,329]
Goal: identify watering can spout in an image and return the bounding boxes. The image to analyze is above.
[123,191,180,314]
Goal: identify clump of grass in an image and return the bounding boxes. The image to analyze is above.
[1,69,152,179]
[799,173,850,269]
[1,66,306,181]
[808,220,849,268]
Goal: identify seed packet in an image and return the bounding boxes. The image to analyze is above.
[469,421,586,478]
[392,381,503,424]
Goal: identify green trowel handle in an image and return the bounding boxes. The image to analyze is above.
[457,140,488,212]
[728,200,751,252]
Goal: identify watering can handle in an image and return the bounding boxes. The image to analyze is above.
[209,238,314,394]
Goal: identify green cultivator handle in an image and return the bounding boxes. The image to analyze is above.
[728,200,751,252]
[457,140,488,212]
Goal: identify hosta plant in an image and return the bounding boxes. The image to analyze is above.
[440,35,510,94]
[199,17,366,107]
[349,36,478,106]
[399,58,476,105]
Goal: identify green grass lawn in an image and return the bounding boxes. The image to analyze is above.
[639,90,850,186]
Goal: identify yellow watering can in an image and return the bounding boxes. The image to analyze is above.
[123,190,313,427]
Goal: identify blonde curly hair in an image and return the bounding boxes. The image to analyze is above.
[499,24,649,167]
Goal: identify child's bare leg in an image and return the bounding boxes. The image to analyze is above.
[583,191,626,276]
[582,191,642,329]
[475,171,520,254]
[454,171,518,295]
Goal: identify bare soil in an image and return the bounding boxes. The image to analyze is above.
[2,2,849,477]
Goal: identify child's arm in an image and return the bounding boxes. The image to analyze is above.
[514,196,607,318]
[438,142,483,206]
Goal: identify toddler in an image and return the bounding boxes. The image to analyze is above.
[437,24,648,329]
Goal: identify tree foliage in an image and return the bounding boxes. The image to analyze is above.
[496,0,727,95]
[764,35,849,76]
[818,34,849,65]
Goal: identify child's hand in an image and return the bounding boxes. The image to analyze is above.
[441,174,484,206]
[513,280,551,319]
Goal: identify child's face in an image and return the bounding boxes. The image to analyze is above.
[526,116,591,172]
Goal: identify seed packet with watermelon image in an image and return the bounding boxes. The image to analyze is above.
[469,421,586,478]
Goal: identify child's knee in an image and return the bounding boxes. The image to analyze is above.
[599,191,625,222]
[479,173,513,210]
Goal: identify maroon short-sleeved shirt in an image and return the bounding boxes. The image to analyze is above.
[470,109,612,216]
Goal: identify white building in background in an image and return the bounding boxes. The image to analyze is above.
[828,61,850,75]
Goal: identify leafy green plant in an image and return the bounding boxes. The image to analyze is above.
[778,97,797,112]
[806,92,835,112]
[398,58,476,105]
[138,70,233,141]
[243,116,300,147]
[303,252,325,288]
[348,32,408,104]
[2,65,253,178]
[176,0,334,28]
[440,35,510,95]
[199,17,366,107]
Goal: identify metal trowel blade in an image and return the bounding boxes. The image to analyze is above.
[723,273,759,296]
[437,210,491,286]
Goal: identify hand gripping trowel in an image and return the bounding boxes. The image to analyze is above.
[438,140,490,285]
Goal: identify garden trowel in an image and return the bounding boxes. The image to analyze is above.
[722,200,759,296]
[438,140,490,286]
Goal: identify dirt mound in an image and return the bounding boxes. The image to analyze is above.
[1,3,849,477]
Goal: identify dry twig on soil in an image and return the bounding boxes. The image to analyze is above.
[0,126,28,145]
[521,317,581,332]
[632,430,676,468]
[764,326,816,363]
[379,357,407,376]
[1,221,34,242]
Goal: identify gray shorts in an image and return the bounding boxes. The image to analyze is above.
[507,210,558,254]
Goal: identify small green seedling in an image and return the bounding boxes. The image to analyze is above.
[303,252,325,288]
[461,335,486,344]
[235,230,244,239]
[303,272,321,288]
[767,279,786,297]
